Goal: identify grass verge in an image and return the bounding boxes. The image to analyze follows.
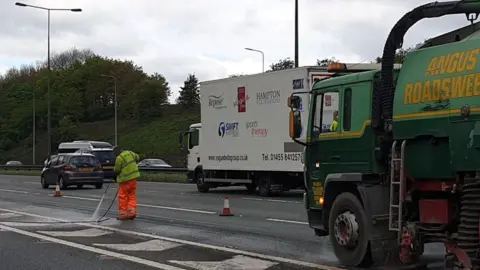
[0,170,189,184]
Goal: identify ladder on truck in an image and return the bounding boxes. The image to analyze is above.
[389,140,407,235]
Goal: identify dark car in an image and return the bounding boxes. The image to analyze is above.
[41,153,104,190]
[75,149,117,180]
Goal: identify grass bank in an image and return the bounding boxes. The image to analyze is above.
[1,105,200,167]
[0,170,189,184]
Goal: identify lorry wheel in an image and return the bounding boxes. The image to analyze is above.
[245,183,257,193]
[195,172,209,193]
[328,192,372,268]
[258,175,271,197]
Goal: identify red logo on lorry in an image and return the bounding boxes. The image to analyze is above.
[235,86,248,113]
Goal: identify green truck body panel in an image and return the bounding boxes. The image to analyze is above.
[393,29,480,177]
[305,29,480,209]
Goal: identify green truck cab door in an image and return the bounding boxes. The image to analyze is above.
[306,81,375,209]
[306,87,341,208]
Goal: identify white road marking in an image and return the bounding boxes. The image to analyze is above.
[0,222,52,227]
[241,197,301,204]
[266,218,308,225]
[62,195,100,202]
[93,239,182,251]
[137,203,216,215]
[0,212,22,218]
[38,228,113,237]
[58,195,214,215]
[0,208,341,269]
[0,188,28,194]
[169,255,278,270]
[0,223,186,270]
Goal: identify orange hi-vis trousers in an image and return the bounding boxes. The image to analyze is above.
[118,179,138,218]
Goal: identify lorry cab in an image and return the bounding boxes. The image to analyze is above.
[180,123,201,183]
[288,3,480,268]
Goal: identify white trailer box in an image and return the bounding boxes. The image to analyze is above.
[181,64,386,196]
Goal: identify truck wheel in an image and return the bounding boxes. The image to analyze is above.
[328,192,372,268]
[258,175,271,197]
[196,172,209,193]
[245,183,257,193]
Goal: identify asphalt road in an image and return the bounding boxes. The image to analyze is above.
[0,175,446,269]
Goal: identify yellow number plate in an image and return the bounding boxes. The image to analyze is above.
[103,166,113,170]
[79,168,93,172]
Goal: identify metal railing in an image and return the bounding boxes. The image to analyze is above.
[0,165,188,173]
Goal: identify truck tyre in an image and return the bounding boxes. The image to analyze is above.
[195,172,209,193]
[258,174,271,197]
[328,192,372,268]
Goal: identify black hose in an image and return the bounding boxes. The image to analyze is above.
[96,185,119,223]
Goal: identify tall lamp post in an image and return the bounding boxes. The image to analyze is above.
[100,74,118,146]
[15,2,82,159]
[294,0,299,67]
[18,91,36,165]
[245,48,265,72]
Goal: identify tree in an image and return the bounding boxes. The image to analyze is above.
[0,47,172,157]
[228,74,246,78]
[375,41,425,64]
[317,57,337,67]
[177,74,200,107]
[53,115,78,145]
[268,57,295,71]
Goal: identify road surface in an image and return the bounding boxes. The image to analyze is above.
[0,175,445,269]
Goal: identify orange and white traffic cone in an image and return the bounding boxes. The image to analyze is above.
[53,183,62,197]
[220,196,233,216]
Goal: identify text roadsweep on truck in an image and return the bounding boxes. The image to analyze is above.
[288,2,480,269]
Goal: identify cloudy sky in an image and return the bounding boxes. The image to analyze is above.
[0,0,476,102]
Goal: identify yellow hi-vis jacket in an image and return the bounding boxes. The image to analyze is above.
[114,150,140,183]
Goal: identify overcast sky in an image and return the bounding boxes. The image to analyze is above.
[0,0,476,102]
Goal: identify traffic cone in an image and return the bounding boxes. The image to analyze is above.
[53,183,62,197]
[220,196,233,216]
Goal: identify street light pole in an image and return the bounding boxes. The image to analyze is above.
[295,0,299,67]
[100,74,118,146]
[245,48,265,72]
[15,2,82,159]
[18,91,35,165]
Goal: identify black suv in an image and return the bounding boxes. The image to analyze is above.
[41,153,104,190]
[76,149,117,180]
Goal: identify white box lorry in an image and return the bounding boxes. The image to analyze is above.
[180,64,384,196]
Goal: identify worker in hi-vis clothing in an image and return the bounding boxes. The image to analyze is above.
[329,110,339,132]
[113,146,140,220]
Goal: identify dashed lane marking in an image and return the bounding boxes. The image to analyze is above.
[0,188,28,194]
[0,223,186,270]
[93,239,182,252]
[242,197,301,204]
[0,207,342,269]
[38,228,113,237]
[169,255,278,270]
[0,212,22,218]
[266,218,308,225]
[137,203,216,215]
[58,195,215,215]
[0,222,52,227]
[62,195,100,202]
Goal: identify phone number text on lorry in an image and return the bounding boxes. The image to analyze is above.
[261,153,303,162]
